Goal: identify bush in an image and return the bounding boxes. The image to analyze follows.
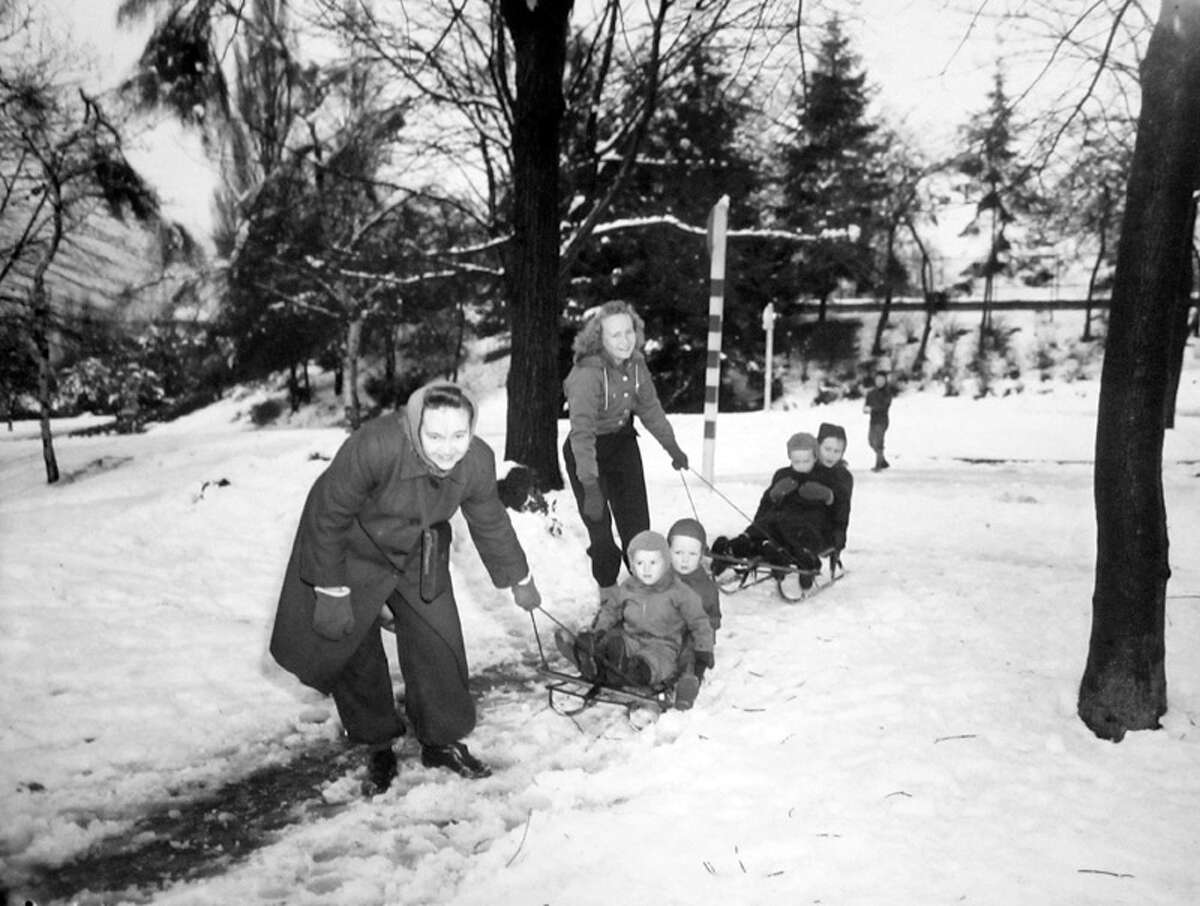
[250,398,284,426]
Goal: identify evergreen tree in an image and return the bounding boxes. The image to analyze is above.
[567,43,765,411]
[953,67,1037,347]
[779,15,888,322]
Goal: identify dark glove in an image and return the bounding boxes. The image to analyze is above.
[796,481,834,505]
[667,443,689,471]
[768,476,799,503]
[313,589,355,640]
[581,482,606,521]
[511,576,541,612]
[693,649,714,682]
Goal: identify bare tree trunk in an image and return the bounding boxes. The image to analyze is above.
[1078,0,1200,742]
[908,218,936,372]
[1083,202,1108,342]
[30,197,63,484]
[343,309,363,429]
[1163,198,1197,429]
[500,0,572,489]
[871,223,897,356]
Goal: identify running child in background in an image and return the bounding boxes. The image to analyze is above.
[667,518,722,709]
[710,432,837,581]
[812,422,853,565]
[555,531,714,710]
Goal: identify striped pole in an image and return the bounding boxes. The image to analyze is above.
[702,195,730,483]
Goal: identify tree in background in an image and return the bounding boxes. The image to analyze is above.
[567,41,763,411]
[953,67,1037,350]
[778,14,888,323]
[1079,0,1200,742]
[1,4,171,481]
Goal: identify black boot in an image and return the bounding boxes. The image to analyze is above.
[364,746,398,795]
[421,742,492,779]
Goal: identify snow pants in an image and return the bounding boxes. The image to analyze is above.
[868,418,888,466]
[328,583,474,748]
[563,427,650,588]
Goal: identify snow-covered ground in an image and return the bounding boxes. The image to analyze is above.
[2,358,1199,905]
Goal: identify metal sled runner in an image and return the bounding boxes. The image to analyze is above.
[709,549,846,602]
[538,667,674,719]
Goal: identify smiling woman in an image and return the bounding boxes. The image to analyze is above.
[268,380,542,792]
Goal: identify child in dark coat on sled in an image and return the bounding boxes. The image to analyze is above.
[711,432,837,585]
[556,530,715,710]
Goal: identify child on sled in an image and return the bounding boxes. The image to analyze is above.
[711,432,837,588]
[556,530,715,710]
[667,518,722,709]
[811,422,853,568]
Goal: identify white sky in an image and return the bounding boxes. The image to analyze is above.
[39,0,1154,249]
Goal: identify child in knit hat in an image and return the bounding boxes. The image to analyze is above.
[711,432,837,585]
[667,518,722,709]
[555,531,714,707]
[812,422,853,558]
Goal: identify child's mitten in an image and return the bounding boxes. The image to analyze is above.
[768,476,799,502]
[796,482,834,505]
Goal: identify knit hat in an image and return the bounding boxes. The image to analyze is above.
[786,432,817,454]
[817,422,847,445]
[667,517,707,551]
[627,530,670,560]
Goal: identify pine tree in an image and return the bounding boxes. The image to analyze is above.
[953,67,1036,348]
[779,15,888,322]
[567,43,765,411]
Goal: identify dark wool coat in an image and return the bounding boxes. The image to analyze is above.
[810,461,853,550]
[270,410,528,693]
[752,466,837,554]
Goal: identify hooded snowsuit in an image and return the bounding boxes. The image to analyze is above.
[269,382,528,747]
[593,547,714,686]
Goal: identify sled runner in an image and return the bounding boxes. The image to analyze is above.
[538,666,672,724]
[709,549,846,602]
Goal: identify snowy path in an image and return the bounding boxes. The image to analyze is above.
[3,380,1200,905]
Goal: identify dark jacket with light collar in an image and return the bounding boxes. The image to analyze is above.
[563,351,678,484]
[270,384,528,692]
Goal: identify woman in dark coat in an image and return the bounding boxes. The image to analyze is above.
[270,381,541,792]
[562,301,689,602]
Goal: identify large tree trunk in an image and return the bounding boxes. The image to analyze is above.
[1078,0,1200,742]
[500,0,572,489]
[1163,198,1197,428]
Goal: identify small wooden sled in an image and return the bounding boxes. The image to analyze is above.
[709,549,846,602]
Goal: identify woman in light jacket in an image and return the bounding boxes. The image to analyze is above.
[562,301,689,601]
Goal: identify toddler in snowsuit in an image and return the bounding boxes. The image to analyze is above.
[711,432,837,585]
[667,518,722,709]
[556,531,715,706]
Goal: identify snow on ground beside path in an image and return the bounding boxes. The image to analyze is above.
[2,361,1200,905]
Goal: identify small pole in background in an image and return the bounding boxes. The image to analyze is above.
[762,302,776,411]
[702,195,730,484]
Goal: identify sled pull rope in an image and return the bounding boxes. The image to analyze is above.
[686,467,756,525]
[679,470,700,522]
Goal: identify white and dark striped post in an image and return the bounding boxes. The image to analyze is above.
[702,195,730,483]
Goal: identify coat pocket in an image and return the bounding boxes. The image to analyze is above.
[420,520,452,603]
